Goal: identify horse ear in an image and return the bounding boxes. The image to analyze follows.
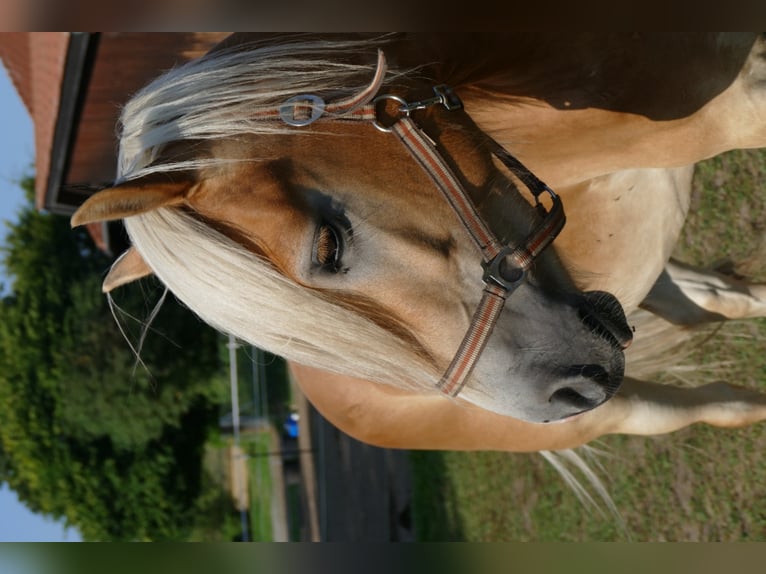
[102,247,153,293]
[70,177,196,228]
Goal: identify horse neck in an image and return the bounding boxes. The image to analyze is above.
[393,33,753,117]
[386,33,757,188]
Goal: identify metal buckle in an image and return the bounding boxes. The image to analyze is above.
[373,85,464,133]
[279,94,326,127]
[433,85,463,111]
[399,85,464,114]
[481,248,527,291]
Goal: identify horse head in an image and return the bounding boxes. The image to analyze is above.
[72,37,632,423]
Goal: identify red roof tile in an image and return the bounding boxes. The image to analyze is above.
[1,32,229,254]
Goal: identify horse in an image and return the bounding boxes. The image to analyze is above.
[70,32,766,456]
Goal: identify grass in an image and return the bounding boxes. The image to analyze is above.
[411,148,766,541]
[243,430,276,541]
[191,429,279,541]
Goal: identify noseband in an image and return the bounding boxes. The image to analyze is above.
[262,51,565,397]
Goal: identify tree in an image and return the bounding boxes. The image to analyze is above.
[0,177,227,540]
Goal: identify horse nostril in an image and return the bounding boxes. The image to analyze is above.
[579,364,610,385]
[549,386,604,410]
[580,291,634,350]
[566,364,610,385]
[550,365,616,411]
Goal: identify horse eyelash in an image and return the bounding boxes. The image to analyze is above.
[315,225,334,262]
[314,223,342,271]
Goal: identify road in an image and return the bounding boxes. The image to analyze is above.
[296,391,414,542]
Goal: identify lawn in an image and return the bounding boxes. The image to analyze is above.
[411,148,766,542]
[244,430,276,541]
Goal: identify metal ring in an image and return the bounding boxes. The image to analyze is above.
[372,94,409,133]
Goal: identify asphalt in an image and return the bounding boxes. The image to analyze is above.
[296,389,415,542]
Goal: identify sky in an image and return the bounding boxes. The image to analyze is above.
[0,61,82,542]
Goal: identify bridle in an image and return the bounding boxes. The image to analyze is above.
[262,50,566,398]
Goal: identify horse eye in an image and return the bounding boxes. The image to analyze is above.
[314,223,343,272]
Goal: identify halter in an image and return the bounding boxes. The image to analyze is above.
[265,51,565,398]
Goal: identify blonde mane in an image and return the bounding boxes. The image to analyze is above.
[118,37,400,181]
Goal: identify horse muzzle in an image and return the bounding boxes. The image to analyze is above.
[459,288,632,423]
[542,290,632,421]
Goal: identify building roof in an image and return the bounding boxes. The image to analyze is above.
[0,32,69,211]
[0,32,229,254]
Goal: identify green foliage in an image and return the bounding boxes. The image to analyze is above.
[0,176,227,540]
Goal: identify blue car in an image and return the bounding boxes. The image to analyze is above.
[283,412,299,438]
